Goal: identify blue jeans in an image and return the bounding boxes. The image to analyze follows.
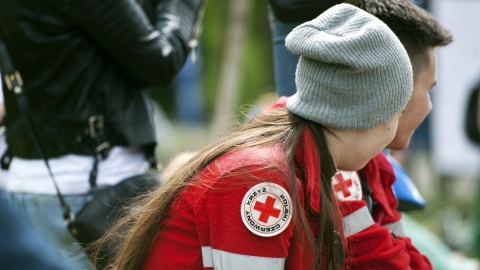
[0,195,66,270]
[269,11,302,97]
[9,192,93,270]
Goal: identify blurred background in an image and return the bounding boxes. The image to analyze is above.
[150,0,275,159]
[148,0,480,268]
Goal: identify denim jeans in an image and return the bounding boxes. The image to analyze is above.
[0,195,66,270]
[269,11,302,97]
[9,192,93,270]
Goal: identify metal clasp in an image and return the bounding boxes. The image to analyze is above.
[95,141,111,159]
[87,115,104,139]
[64,211,78,236]
[4,71,23,93]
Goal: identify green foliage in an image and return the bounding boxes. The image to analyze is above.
[153,0,275,121]
[236,0,275,111]
[200,0,229,119]
[203,0,274,120]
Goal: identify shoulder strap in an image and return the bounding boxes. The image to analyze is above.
[0,32,76,226]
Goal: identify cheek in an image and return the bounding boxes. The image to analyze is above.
[373,124,396,153]
[416,93,432,115]
[388,94,431,150]
[388,119,399,140]
[408,95,432,126]
[379,117,399,145]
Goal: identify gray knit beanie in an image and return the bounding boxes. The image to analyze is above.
[285,3,413,130]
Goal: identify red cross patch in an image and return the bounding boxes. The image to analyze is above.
[241,182,292,237]
[332,171,362,201]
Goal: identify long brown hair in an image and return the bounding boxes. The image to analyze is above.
[92,107,343,270]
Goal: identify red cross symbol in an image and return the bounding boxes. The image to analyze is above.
[253,196,281,223]
[333,173,353,197]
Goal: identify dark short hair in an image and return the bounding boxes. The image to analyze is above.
[345,0,453,80]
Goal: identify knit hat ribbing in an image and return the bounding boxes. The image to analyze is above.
[285,3,413,130]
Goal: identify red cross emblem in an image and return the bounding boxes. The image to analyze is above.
[333,173,353,197]
[253,196,281,223]
[332,171,362,201]
[241,182,292,237]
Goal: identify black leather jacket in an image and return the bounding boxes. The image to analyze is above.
[0,0,203,159]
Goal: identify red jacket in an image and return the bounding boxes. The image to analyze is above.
[143,97,432,269]
[345,152,432,269]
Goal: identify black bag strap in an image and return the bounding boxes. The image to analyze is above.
[0,33,77,228]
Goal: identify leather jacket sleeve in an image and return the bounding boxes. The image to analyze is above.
[70,0,203,86]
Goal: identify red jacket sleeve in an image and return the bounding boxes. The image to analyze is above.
[195,169,295,258]
[144,166,300,270]
[344,220,432,269]
[362,153,402,225]
[194,166,311,270]
[342,153,433,269]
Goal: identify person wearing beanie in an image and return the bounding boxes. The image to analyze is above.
[285,3,412,130]
[267,0,453,269]
[92,4,414,270]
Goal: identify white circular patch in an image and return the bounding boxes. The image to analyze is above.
[241,182,292,237]
[332,170,363,201]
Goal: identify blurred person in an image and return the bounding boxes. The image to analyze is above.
[173,49,206,124]
[465,79,480,261]
[0,0,203,269]
[92,4,425,269]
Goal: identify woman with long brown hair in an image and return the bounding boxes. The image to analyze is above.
[93,4,417,270]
